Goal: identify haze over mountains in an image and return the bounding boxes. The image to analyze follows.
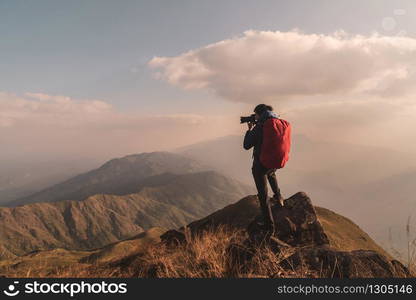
[7,152,209,206]
[177,134,415,190]
[0,158,99,205]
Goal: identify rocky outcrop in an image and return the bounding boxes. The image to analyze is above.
[247,192,330,247]
[161,192,410,278]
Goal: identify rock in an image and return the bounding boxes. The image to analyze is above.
[247,192,330,247]
[160,229,186,246]
[185,195,260,232]
[160,195,262,246]
[280,246,411,278]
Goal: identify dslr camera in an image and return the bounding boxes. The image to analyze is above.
[240,114,256,124]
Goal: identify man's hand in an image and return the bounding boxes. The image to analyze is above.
[247,122,254,131]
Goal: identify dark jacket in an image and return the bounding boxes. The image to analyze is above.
[243,110,279,162]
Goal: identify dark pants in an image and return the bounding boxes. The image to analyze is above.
[252,160,281,232]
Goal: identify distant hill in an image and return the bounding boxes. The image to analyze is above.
[7,152,208,207]
[0,170,252,259]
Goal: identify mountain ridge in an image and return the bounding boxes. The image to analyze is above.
[7,151,209,207]
[0,170,252,259]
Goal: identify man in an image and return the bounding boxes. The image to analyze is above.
[243,104,284,234]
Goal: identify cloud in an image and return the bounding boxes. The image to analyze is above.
[0,92,114,129]
[5,30,416,163]
[149,30,416,103]
[0,92,234,161]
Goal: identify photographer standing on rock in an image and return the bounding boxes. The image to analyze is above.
[242,104,291,235]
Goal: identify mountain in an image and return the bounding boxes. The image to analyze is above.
[7,152,208,207]
[0,192,408,278]
[0,170,252,259]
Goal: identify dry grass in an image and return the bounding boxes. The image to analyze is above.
[4,225,410,278]
[105,226,302,278]
[135,227,240,278]
[387,216,416,275]
[2,226,304,278]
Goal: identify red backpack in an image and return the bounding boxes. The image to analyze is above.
[259,118,291,169]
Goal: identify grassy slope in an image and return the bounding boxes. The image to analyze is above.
[316,207,391,259]
[0,195,393,278]
[0,227,166,277]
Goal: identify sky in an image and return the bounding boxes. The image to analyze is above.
[1,0,416,162]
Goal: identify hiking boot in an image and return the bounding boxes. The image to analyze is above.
[271,194,285,208]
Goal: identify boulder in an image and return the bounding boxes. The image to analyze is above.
[247,192,330,247]
[160,229,186,246]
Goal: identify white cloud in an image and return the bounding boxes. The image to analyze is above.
[0,92,234,161]
[149,30,416,103]
[0,92,113,128]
